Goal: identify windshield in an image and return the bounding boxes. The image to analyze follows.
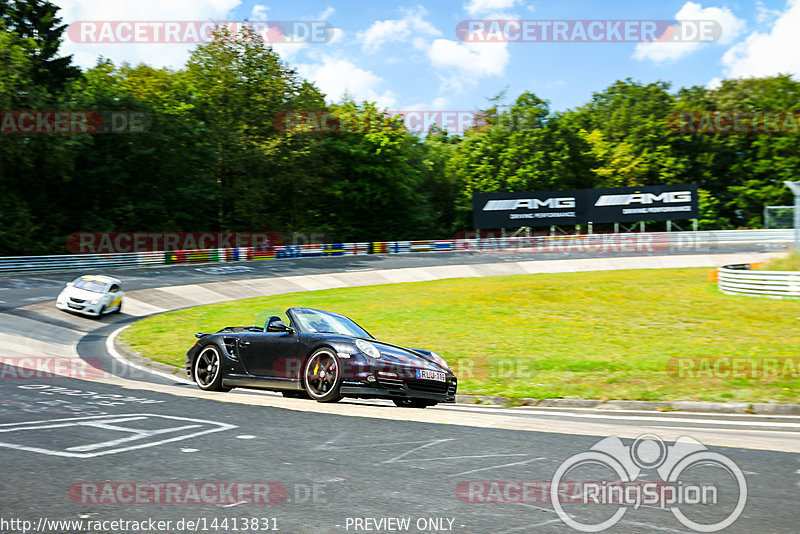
[291,308,372,338]
[72,278,106,293]
[253,310,292,331]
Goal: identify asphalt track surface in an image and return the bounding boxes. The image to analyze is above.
[1,243,798,533]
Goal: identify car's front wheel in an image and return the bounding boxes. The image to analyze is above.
[193,346,231,392]
[303,348,342,403]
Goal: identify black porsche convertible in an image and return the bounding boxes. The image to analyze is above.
[185,307,457,407]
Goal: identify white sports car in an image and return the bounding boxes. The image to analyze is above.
[56,275,124,317]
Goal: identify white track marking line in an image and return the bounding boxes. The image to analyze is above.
[623,520,694,533]
[0,416,148,433]
[441,404,800,419]
[390,453,529,463]
[381,438,455,464]
[498,519,562,533]
[316,439,450,451]
[437,405,800,429]
[449,457,549,477]
[0,413,235,458]
[66,424,202,452]
[106,325,192,384]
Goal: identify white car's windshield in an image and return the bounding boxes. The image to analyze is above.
[73,279,106,293]
[291,308,372,338]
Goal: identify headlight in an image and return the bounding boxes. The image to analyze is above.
[355,339,381,359]
[428,351,450,370]
[90,300,99,305]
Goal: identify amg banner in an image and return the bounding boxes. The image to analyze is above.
[472,184,698,229]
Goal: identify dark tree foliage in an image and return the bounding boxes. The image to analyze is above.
[1,0,79,91]
[1,0,799,255]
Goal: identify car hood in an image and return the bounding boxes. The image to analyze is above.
[369,340,448,372]
[318,334,449,373]
[61,287,103,300]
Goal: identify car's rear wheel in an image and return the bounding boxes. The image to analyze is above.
[393,398,436,408]
[114,300,122,314]
[194,346,231,392]
[303,348,342,403]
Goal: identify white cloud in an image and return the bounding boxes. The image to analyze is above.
[706,76,723,89]
[316,7,335,20]
[273,7,340,63]
[721,0,800,78]
[464,0,524,17]
[755,0,782,25]
[327,27,345,44]
[250,4,269,21]
[297,57,397,108]
[53,0,242,69]
[427,39,510,90]
[403,96,451,110]
[358,7,440,54]
[632,1,745,63]
[271,41,308,63]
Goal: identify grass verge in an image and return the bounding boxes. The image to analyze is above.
[756,251,800,271]
[121,268,800,403]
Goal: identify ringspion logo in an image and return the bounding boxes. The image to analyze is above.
[550,434,746,532]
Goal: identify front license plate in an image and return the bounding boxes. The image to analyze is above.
[416,369,446,382]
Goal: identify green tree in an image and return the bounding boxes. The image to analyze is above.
[318,101,435,240]
[184,26,327,233]
[1,0,79,91]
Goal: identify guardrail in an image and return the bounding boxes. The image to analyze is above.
[717,263,800,298]
[0,229,792,275]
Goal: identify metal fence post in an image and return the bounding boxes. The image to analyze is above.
[785,181,800,251]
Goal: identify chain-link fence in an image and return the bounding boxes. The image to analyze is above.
[764,206,795,229]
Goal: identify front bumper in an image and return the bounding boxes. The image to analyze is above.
[56,298,103,316]
[340,375,457,403]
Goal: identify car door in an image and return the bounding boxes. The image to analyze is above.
[107,283,123,310]
[236,330,299,377]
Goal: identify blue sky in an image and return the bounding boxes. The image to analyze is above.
[54,0,800,112]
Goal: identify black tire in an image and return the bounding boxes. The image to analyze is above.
[96,305,106,319]
[193,345,231,392]
[302,348,342,403]
[114,300,122,314]
[393,398,434,408]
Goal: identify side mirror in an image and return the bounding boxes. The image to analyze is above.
[267,320,293,333]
